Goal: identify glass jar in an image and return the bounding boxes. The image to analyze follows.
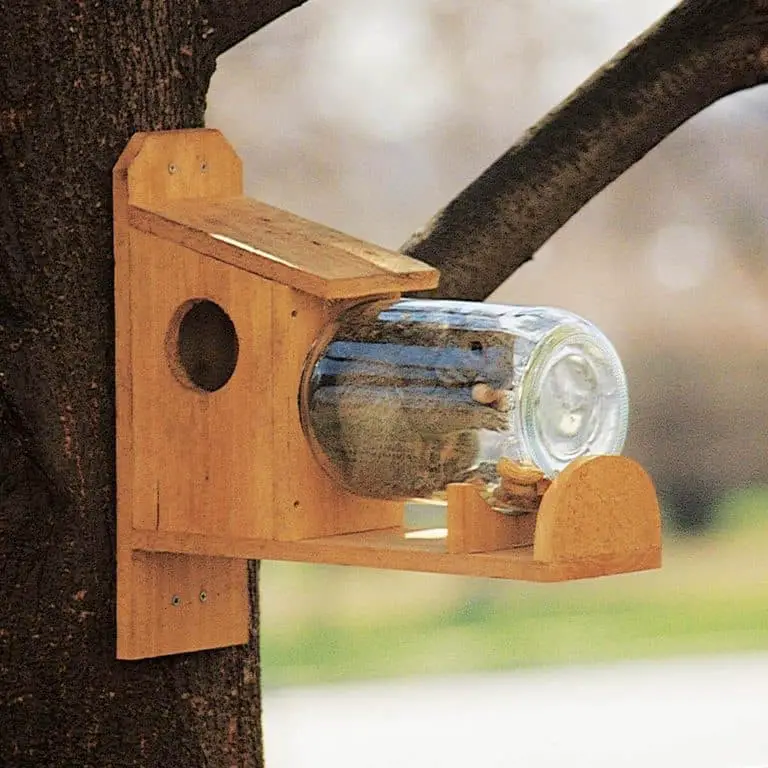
[300,298,628,501]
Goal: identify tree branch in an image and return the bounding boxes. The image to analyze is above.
[402,0,768,300]
[203,0,310,58]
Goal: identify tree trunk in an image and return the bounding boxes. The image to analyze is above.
[0,4,271,765]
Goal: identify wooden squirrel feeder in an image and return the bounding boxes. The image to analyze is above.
[114,129,661,660]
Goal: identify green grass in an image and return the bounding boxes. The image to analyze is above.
[260,487,768,688]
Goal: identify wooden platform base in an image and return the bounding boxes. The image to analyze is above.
[130,526,661,583]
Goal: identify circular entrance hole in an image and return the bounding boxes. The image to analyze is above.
[168,299,239,392]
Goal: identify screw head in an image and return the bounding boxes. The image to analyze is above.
[168,163,177,174]
[170,594,181,607]
[199,591,208,603]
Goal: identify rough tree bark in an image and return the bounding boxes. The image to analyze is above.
[1,0,766,765]
[0,2,304,766]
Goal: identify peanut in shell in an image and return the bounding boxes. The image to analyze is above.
[497,457,545,486]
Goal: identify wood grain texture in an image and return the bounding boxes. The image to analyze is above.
[446,483,536,554]
[127,230,275,538]
[131,527,660,583]
[115,129,406,657]
[130,196,439,299]
[270,286,404,540]
[121,129,243,207]
[534,455,662,563]
[118,553,249,660]
[114,129,249,659]
[115,131,661,654]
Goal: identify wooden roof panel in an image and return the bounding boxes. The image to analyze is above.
[130,196,440,299]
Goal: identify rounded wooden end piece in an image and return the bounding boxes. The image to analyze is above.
[533,455,661,563]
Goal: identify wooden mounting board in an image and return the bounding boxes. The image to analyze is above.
[114,129,252,659]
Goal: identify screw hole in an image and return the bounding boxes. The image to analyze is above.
[170,595,181,607]
[200,161,208,172]
[290,310,298,318]
[293,500,300,509]
[168,163,177,174]
[199,591,208,603]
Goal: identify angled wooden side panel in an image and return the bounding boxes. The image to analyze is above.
[271,286,403,541]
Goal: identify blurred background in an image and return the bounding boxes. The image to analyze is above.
[207,1,768,761]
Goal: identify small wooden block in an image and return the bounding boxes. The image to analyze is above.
[446,483,536,554]
[534,455,661,564]
[117,553,249,660]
